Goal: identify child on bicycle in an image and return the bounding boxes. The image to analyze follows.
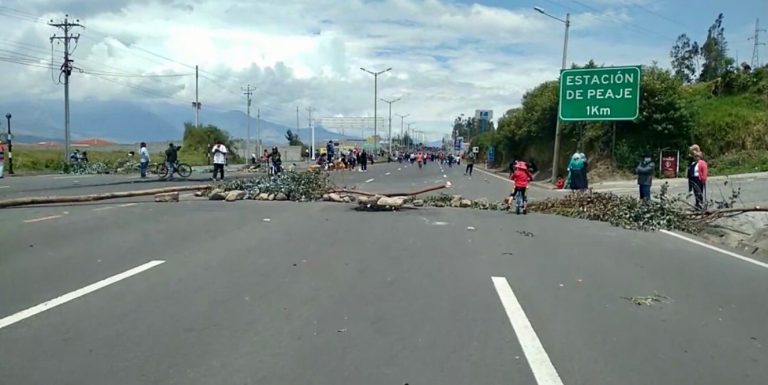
[510,161,533,208]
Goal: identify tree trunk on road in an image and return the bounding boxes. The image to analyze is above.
[0,185,211,209]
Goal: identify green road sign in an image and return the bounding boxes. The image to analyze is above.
[559,66,641,121]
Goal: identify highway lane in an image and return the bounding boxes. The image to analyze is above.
[1,163,767,384]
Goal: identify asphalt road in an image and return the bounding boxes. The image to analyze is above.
[1,160,767,384]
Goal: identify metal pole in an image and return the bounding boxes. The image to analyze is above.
[5,113,12,174]
[550,12,570,184]
[388,102,392,154]
[63,19,71,160]
[374,73,378,154]
[195,65,200,127]
[257,108,261,157]
[308,107,315,160]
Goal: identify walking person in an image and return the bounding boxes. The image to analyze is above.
[465,151,476,176]
[688,149,708,210]
[211,140,228,181]
[164,143,179,180]
[0,140,5,178]
[635,152,654,201]
[139,142,150,178]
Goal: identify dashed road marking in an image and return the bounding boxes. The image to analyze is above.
[492,276,564,385]
[23,215,63,223]
[0,260,166,330]
[118,203,138,207]
[92,206,116,212]
[365,178,375,183]
[0,186,9,189]
[385,172,391,176]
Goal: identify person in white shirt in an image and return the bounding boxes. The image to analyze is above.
[139,142,150,178]
[211,141,228,180]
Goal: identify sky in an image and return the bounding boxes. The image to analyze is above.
[0,0,766,141]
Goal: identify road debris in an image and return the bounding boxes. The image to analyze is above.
[154,192,180,202]
[516,230,535,237]
[467,226,476,231]
[0,185,211,209]
[622,292,671,306]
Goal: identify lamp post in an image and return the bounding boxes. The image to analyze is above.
[534,6,570,183]
[360,67,392,154]
[5,113,12,175]
[395,113,409,147]
[380,97,401,154]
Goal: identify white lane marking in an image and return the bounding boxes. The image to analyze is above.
[118,203,138,207]
[52,175,95,180]
[443,174,447,178]
[492,277,564,385]
[92,206,115,212]
[0,260,166,330]
[365,178,375,183]
[476,168,512,184]
[660,230,768,269]
[397,168,402,171]
[23,215,63,223]
[385,172,391,176]
[0,186,9,189]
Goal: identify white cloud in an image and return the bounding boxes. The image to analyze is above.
[0,0,671,140]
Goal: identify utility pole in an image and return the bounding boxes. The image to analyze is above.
[242,84,254,159]
[193,65,201,127]
[257,108,261,156]
[49,15,83,160]
[380,97,401,154]
[307,107,315,160]
[749,18,766,69]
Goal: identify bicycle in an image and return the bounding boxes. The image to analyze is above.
[513,189,527,215]
[156,161,192,179]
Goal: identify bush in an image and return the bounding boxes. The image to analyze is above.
[709,150,768,175]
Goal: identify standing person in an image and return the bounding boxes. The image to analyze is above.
[0,140,5,178]
[164,142,179,180]
[568,152,588,191]
[211,140,228,181]
[635,152,654,201]
[688,150,708,210]
[360,149,368,172]
[465,151,476,176]
[416,151,424,169]
[326,140,335,163]
[270,147,282,175]
[139,142,150,178]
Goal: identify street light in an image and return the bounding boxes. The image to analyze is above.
[380,97,401,154]
[360,67,392,154]
[5,113,12,175]
[534,6,570,183]
[395,113,409,147]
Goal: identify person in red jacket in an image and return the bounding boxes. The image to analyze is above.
[509,161,534,208]
[687,150,708,210]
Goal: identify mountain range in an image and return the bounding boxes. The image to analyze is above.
[0,99,360,145]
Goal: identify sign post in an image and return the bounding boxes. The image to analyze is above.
[559,66,641,121]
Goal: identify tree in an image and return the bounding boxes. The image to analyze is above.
[181,122,240,164]
[670,34,700,83]
[699,13,735,82]
[285,129,302,146]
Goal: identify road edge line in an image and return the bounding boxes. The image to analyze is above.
[492,276,564,385]
[0,260,166,330]
[660,229,768,270]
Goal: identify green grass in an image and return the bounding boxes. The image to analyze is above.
[10,148,164,173]
[709,150,768,176]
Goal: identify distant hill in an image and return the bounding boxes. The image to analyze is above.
[1,99,362,145]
